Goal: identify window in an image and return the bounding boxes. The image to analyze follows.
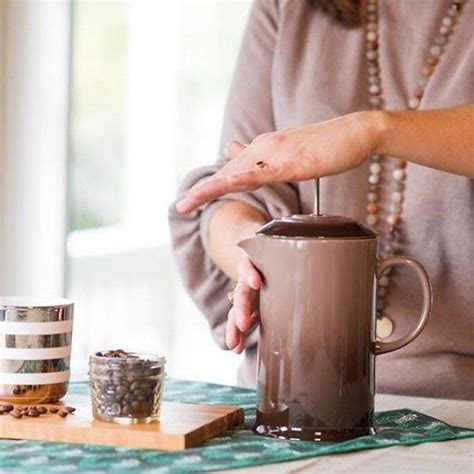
[67,1,252,384]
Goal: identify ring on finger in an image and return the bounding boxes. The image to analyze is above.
[227,282,238,305]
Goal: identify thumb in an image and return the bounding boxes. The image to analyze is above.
[237,255,261,290]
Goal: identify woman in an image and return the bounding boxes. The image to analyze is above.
[169,0,474,399]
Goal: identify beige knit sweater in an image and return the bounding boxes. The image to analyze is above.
[169,0,474,399]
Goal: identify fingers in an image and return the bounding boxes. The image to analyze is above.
[176,140,246,215]
[237,256,261,290]
[175,180,237,214]
[225,307,240,350]
[177,175,254,214]
[231,313,259,355]
[233,335,245,354]
[225,307,247,354]
[226,257,261,353]
[227,168,275,189]
[234,256,261,332]
[233,282,255,333]
[175,168,273,214]
[176,142,276,214]
[248,312,260,332]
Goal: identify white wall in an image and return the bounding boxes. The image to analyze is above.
[0,0,70,296]
[0,0,5,292]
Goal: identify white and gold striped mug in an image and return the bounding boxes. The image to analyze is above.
[0,297,74,403]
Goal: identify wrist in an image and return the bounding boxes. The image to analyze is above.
[363,110,393,156]
[209,200,266,243]
[207,201,266,280]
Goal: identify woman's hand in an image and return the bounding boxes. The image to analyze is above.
[226,254,262,354]
[176,111,378,214]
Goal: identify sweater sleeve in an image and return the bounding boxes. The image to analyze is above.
[168,0,301,350]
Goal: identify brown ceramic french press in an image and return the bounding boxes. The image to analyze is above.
[238,183,432,442]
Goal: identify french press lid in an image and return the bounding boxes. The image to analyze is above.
[257,178,377,239]
[256,214,378,239]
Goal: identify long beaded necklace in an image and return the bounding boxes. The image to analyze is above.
[364,0,466,339]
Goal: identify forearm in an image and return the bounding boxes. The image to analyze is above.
[207,201,267,281]
[371,105,474,178]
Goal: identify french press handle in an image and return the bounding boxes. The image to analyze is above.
[374,255,432,355]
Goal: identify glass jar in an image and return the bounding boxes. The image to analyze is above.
[89,350,166,424]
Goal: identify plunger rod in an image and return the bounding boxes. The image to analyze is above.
[313,178,321,216]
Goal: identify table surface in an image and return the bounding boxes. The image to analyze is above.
[1,381,473,473]
[227,394,474,473]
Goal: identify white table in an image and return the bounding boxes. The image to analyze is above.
[225,394,474,473]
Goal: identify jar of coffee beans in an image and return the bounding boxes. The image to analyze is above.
[89,350,166,424]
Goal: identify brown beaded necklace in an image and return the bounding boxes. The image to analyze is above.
[364,0,466,339]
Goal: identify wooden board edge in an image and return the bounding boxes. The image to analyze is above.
[0,423,187,452]
[184,406,245,449]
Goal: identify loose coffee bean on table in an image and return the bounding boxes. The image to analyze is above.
[27,408,40,417]
[0,403,75,419]
[10,410,22,419]
[0,404,13,414]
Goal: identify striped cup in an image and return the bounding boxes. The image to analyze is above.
[0,297,74,403]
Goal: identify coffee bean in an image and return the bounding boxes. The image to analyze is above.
[10,410,22,419]
[116,384,127,395]
[0,403,13,413]
[58,410,68,418]
[111,403,122,416]
[37,406,48,415]
[131,400,141,411]
[49,407,59,414]
[12,386,21,395]
[64,406,76,413]
[27,408,40,417]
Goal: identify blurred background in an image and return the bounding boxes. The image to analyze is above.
[0,0,252,384]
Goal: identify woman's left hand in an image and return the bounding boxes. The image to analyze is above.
[176,111,379,214]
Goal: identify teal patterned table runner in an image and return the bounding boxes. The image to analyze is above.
[1,379,473,473]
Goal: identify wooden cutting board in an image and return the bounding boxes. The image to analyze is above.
[0,394,244,451]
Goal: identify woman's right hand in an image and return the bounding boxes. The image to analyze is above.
[226,254,262,353]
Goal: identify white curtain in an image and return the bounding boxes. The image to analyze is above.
[0,0,71,296]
